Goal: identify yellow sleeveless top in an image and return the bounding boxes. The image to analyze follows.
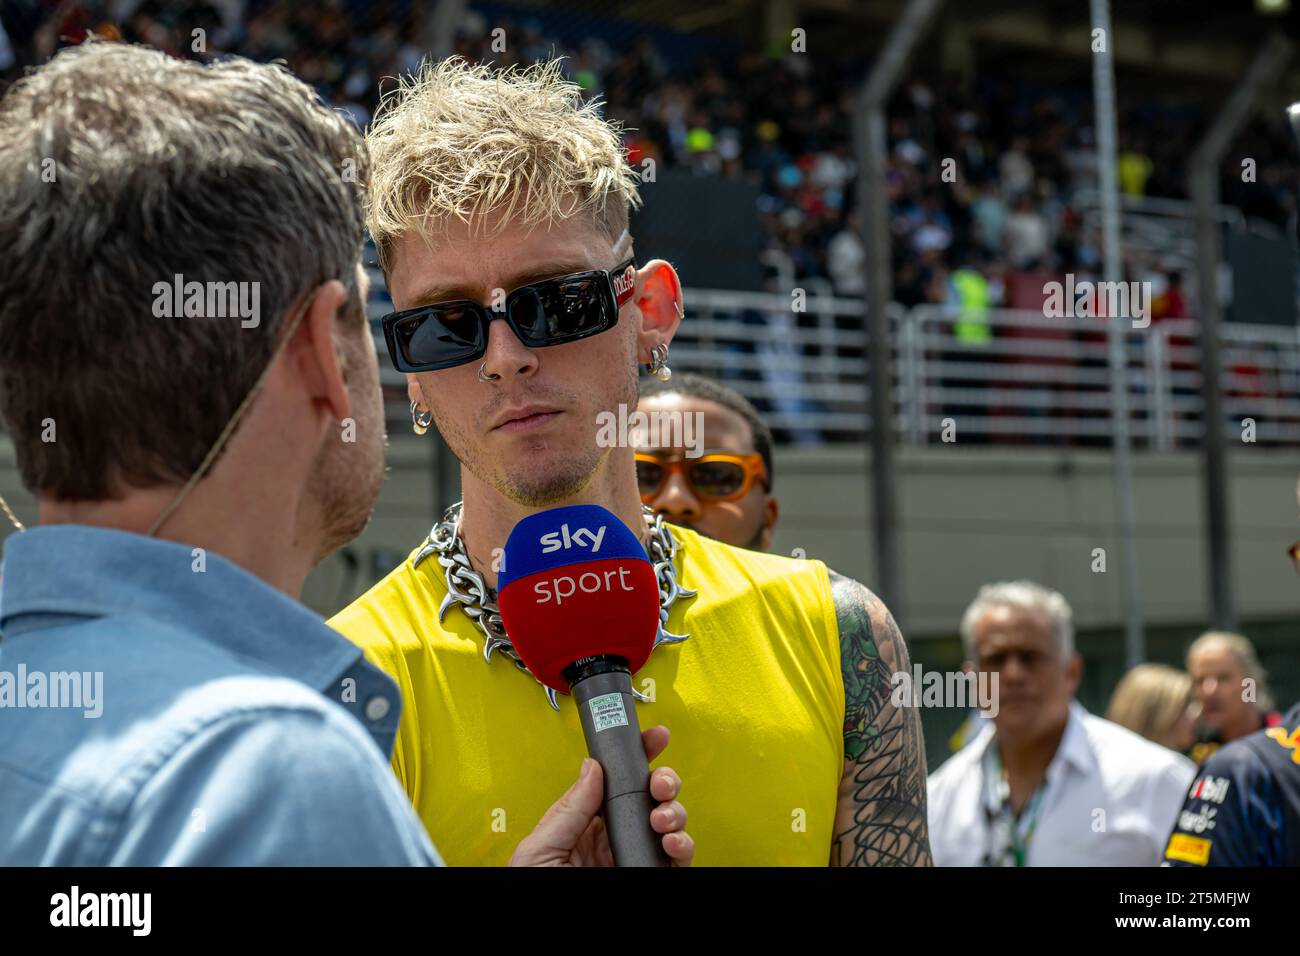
[328,524,845,866]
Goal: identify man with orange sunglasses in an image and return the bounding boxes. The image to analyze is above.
[634,373,780,552]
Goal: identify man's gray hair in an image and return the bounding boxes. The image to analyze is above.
[0,39,368,500]
[960,580,1075,660]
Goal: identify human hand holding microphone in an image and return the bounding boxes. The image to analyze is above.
[509,725,692,866]
[498,505,694,867]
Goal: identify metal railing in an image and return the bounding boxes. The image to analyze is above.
[901,307,1291,446]
[367,272,1300,449]
[1149,319,1300,448]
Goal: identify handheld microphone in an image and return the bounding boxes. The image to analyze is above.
[497,504,669,867]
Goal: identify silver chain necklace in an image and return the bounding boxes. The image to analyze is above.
[412,501,696,710]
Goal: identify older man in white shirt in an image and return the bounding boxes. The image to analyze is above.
[928,581,1196,866]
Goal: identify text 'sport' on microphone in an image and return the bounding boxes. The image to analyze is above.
[496,504,660,694]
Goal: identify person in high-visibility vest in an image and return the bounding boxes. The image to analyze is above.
[949,265,992,345]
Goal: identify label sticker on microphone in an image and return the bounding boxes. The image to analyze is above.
[588,692,629,733]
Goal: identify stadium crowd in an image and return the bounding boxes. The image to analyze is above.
[3,0,1295,321]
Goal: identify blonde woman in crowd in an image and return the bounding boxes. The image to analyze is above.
[1105,663,1199,756]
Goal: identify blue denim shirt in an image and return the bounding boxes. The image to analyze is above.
[0,525,442,866]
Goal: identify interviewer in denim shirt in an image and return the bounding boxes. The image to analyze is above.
[0,40,692,867]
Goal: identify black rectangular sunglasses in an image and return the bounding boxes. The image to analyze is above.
[381,259,637,372]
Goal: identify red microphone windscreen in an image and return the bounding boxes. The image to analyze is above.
[497,505,660,693]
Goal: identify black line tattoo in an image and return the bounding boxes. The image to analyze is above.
[828,570,932,866]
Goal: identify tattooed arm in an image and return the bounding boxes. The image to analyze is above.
[828,570,932,866]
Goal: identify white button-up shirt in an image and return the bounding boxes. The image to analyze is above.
[927,701,1196,866]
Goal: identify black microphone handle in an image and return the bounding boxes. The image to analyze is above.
[568,662,671,867]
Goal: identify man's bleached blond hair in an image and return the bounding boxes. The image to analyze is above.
[366,57,642,272]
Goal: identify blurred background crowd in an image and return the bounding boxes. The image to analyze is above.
[4,0,1297,322]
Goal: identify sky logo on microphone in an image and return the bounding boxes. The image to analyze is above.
[539,523,606,554]
[497,504,661,694]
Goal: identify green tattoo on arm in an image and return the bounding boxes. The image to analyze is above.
[828,570,932,866]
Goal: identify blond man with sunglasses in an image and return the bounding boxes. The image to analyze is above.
[0,41,691,868]
[329,58,930,867]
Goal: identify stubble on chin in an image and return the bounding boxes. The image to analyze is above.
[493,441,605,508]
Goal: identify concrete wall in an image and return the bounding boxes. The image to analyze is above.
[769,445,1300,639]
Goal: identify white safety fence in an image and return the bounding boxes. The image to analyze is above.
[368,277,1300,448]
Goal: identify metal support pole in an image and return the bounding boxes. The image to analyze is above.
[1090,0,1144,669]
[1190,34,1293,632]
[854,0,944,622]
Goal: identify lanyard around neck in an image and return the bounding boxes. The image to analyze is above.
[983,744,1049,867]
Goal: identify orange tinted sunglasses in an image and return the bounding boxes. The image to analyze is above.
[634,452,768,503]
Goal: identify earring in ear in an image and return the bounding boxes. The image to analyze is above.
[410,399,434,436]
[646,344,672,382]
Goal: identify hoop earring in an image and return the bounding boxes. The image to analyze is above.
[478,362,500,383]
[646,344,672,382]
[411,399,434,436]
